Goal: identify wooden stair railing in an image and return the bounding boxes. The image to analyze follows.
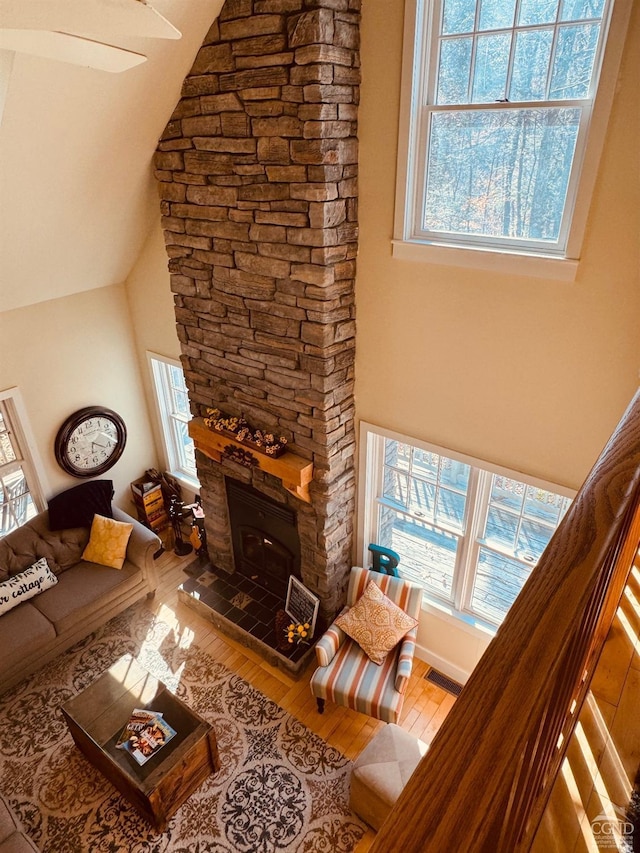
[371,389,640,853]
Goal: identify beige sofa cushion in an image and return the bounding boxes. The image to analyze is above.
[0,513,88,581]
[0,603,56,672]
[31,560,140,634]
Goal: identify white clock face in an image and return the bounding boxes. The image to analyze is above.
[66,416,118,470]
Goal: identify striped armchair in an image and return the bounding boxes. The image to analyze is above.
[310,567,422,724]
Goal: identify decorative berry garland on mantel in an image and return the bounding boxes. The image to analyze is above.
[188,418,314,503]
[203,408,288,458]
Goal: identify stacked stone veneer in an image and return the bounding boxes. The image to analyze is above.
[154,0,360,618]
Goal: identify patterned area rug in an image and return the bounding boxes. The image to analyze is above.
[0,602,365,852]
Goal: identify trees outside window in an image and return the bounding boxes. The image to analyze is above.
[395,0,629,262]
[148,354,199,490]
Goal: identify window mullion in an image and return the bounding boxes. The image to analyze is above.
[450,466,480,611]
[0,459,23,478]
[427,97,588,112]
[460,469,491,613]
[424,0,442,104]
[363,431,386,565]
[467,35,477,104]
[545,16,563,99]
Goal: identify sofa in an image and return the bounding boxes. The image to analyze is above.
[0,793,38,852]
[0,503,160,694]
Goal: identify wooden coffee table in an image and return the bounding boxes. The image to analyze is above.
[61,654,219,832]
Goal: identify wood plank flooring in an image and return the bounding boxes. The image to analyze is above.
[144,548,639,852]
[145,548,454,852]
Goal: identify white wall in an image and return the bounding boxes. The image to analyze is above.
[0,285,159,510]
[416,610,493,686]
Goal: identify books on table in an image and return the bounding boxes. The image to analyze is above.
[116,708,177,766]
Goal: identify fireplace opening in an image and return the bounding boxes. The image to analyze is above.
[226,479,301,599]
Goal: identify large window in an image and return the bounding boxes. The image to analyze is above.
[360,424,573,627]
[395,0,630,266]
[148,354,199,489]
[0,391,45,536]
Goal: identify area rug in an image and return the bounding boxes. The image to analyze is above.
[0,602,365,852]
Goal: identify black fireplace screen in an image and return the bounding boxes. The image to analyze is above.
[226,479,301,598]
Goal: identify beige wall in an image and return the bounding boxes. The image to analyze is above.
[356,0,640,494]
[125,4,640,498]
[125,214,183,477]
[126,217,181,365]
[0,0,223,314]
[354,0,639,679]
[0,285,159,509]
[102,1,639,679]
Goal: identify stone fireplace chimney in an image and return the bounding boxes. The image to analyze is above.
[154,0,360,625]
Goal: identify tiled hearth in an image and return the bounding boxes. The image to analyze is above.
[178,559,317,677]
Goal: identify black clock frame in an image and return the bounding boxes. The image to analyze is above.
[54,406,127,478]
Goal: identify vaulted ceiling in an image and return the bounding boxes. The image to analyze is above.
[0,0,222,313]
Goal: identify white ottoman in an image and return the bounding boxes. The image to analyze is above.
[350,723,428,830]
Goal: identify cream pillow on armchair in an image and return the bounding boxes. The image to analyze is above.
[335,580,418,665]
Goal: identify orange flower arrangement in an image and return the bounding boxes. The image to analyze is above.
[286,622,310,646]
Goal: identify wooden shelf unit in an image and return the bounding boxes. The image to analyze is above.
[188,418,313,503]
[130,478,169,534]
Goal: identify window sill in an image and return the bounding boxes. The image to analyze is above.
[169,470,200,498]
[392,239,579,282]
[421,595,497,641]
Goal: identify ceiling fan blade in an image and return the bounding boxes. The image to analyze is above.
[0,0,181,41]
[0,30,147,72]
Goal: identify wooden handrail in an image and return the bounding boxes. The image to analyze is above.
[371,389,640,853]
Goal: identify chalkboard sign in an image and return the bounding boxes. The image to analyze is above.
[285,576,320,639]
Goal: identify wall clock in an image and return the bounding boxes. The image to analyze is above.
[55,406,127,478]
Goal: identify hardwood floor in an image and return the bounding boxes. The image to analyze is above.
[141,548,639,852]
[145,548,454,852]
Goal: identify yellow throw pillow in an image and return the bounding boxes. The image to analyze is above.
[335,580,418,665]
[82,514,133,570]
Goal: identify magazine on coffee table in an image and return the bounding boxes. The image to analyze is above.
[117,709,177,765]
[116,709,163,749]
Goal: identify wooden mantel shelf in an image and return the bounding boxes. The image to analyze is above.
[188,418,314,503]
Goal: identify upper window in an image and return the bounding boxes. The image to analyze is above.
[396,0,627,262]
[359,424,573,628]
[0,392,45,536]
[148,354,199,490]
